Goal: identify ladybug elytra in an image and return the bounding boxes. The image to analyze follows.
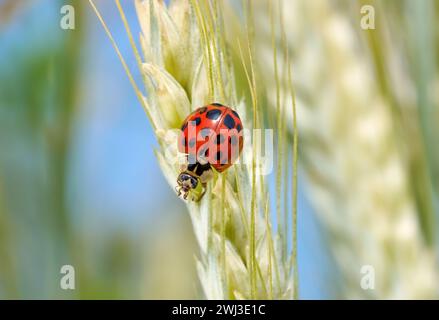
[176,103,244,201]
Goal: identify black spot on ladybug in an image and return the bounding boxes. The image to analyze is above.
[230,135,238,146]
[195,163,211,176]
[188,138,196,148]
[216,134,225,144]
[236,124,242,132]
[181,122,188,131]
[200,128,213,138]
[198,106,208,113]
[211,102,224,107]
[232,110,241,120]
[198,146,209,158]
[224,114,235,129]
[192,117,201,126]
[206,109,222,120]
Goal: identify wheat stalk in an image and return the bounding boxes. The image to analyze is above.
[89,0,299,300]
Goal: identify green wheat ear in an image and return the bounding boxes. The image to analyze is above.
[90,0,298,300]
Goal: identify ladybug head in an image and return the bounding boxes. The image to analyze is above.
[176,172,199,200]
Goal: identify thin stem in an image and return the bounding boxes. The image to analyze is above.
[264,195,274,299]
[287,42,299,301]
[238,38,258,299]
[190,0,215,102]
[221,172,227,296]
[88,0,156,131]
[271,0,286,265]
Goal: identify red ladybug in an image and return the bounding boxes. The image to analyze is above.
[176,103,244,201]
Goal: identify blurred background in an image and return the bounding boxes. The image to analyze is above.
[0,0,437,299]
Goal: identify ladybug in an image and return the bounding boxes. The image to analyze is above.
[176,103,244,201]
